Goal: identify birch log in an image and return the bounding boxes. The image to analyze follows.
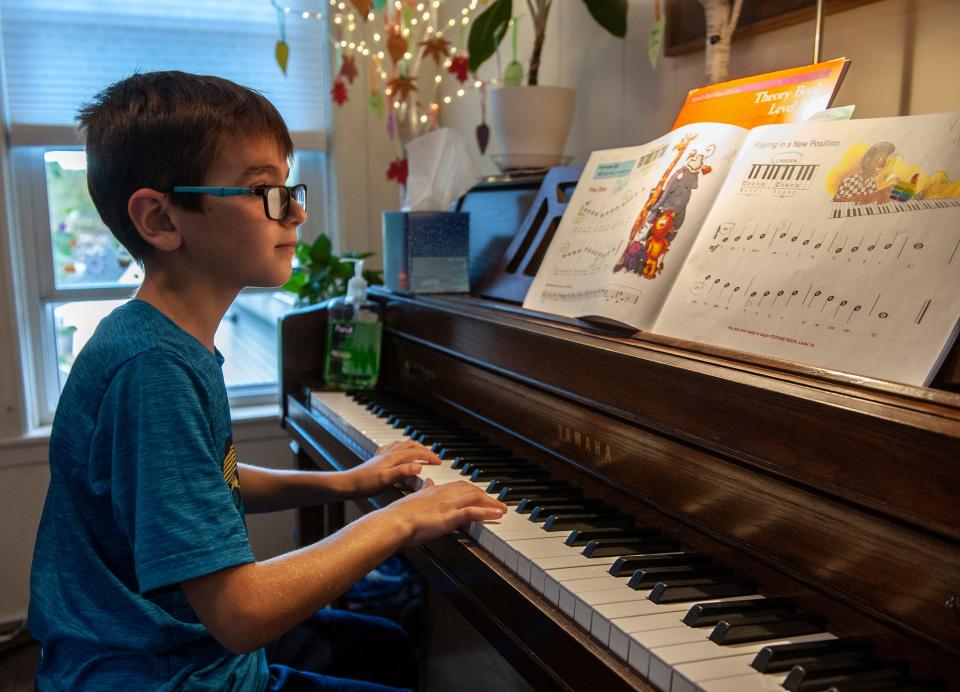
[700,0,744,84]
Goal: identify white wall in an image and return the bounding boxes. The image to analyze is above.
[334,0,960,256]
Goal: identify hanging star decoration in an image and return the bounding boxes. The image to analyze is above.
[339,53,358,84]
[418,36,451,66]
[386,75,417,103]
[386,157,408,186]
[448,54,470,84]
[331,79,349,105]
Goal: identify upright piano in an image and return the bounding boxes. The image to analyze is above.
[278,180,960,691]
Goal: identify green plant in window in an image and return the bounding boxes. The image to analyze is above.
[282,234,382,306]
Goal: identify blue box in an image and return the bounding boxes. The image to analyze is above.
[382,211,470,293]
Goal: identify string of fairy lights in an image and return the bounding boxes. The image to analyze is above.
[271,0,500,130]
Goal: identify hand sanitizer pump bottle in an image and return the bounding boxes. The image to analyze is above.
[323,258,382,390]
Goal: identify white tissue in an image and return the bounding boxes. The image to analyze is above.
[403,128,480,211]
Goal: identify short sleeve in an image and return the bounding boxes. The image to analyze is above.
[98,351,255,593]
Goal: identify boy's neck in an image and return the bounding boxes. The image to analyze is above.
[135,274,237,353]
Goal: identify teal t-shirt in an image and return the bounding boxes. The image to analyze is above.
[29,300,268,691]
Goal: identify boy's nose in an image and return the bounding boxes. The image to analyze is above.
[286,199,308,226]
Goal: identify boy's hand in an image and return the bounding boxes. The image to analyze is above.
[341,440,442,498]
[383,479,507,546]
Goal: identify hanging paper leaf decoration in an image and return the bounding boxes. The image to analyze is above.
[331,79,349,105]
[368,91,385,118]
[387,30,408,63]
[418,36,451,66]
[339,53,358,84]
[373,0,386,10]
[386,157,408,186]
[275,40,290,76]
[448,54,470,84]
[476,122,490,154]
[386,75,417,102]
[351,0,373,18]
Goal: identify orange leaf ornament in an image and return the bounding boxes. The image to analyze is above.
[350,0,373,17]
[418,36,451,66]
[387,30,408,63]
[386,75,417,102]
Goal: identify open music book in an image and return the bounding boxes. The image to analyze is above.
[522,113,960,386]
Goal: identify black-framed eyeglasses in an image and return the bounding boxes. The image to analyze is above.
[171,184,307,221]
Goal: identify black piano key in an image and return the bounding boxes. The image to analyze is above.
[452,455,526,469]
[528,504,614,522]
[709,613,826,645]
[752,637,874,674]
[471,468,551,483]
[683,596,797,627]
[495,481,571,499]
[389,415,446,427]
[565,527,655,547]
[439,446,512,459]
[784,661,908,692]
[648,581,756,604]
[516,493,589,513]
[542,514,633,532]
[610,552,712,576]
[627,565,732,588]
[416,433,487,444]
[582,538,682,558]
[461,460,538,475]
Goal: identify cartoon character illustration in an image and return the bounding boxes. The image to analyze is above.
[642,209,677,279]
[833,141,896,204]
[642,145,714,232]
[613,133,696,273]
[614,139,713,277]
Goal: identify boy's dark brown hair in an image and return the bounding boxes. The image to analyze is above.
[78,71,294,261]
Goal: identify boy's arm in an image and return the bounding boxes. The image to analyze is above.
[238,439,442,512]
[180,480,505,654]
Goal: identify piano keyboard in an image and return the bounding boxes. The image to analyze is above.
[829,197,960,218]
[309,390,935,692]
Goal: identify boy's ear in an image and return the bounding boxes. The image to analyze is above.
[128,188,182,252]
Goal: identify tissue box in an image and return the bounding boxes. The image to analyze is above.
[382,211,470,293]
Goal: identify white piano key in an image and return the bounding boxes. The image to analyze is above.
[642,632,834,691]
[672,653,785,692]
[693,671,788,692]
[593,594,766,646]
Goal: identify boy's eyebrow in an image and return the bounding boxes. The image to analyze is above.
[233,164,289,184]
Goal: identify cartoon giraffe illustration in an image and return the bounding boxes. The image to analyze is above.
[613,133,697,272]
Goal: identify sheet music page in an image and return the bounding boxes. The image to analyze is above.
[522,122,748,329]
[653,113,960,385]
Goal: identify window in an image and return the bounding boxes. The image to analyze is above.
[1,0,332,427]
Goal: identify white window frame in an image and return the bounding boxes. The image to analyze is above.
[6,127,334,428]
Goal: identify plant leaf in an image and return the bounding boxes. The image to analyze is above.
[309,234,332,265]
[282,272,308,293]
[467,0,512,74]
[583,0,627,38]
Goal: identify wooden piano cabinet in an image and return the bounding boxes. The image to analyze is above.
[279,292,960,689]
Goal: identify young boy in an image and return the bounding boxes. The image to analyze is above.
[28,71,506,691]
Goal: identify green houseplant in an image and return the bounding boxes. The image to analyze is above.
[282,234,382,306]
[467,0,627,171]
[468,0,628,85]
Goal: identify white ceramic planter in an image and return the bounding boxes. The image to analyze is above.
[488,85,575,171]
